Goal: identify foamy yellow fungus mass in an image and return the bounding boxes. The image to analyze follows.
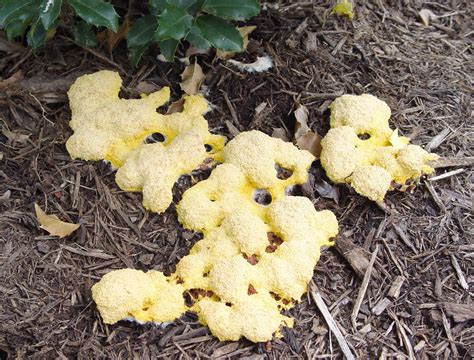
[67,71,338,342]
[320,94,438,201]
[90,130,338,342]
[66,70,225,213]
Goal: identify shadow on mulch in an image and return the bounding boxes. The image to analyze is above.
[1,1,472,359]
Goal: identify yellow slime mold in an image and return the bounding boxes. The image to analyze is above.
[92,131,338,343]
[320,94,438,201]
[66,71,225,213]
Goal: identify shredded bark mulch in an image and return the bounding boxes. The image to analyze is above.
[1,1,472,359]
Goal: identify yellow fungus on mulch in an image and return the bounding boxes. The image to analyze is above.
[66,70,225,213]
[91,131,338,343]
[320,94,438,201]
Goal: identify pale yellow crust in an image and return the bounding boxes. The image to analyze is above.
[66,71,226,213]
[321,94,438,201]
[91,131,338,343]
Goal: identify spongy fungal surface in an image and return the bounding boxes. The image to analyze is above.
[92,131,339,343]
[320,94,438,201]
[66,70,225,213]
[91,269,186,324]
[66,70,170,168]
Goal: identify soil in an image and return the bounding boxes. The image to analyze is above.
[1,1,473,359]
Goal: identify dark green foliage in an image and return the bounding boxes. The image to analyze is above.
[0,0,260,63]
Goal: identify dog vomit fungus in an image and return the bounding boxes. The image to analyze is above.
[92,131,338,342]
[66,70,225,213]
[320,94,438,201]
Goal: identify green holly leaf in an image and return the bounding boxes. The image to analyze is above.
[39,0,62,29]
[154,6,193,41]
[185,25,210,49]
[129,44,148,66]
[68,0,119,32]
[127,15,157,46]
[4,8,36,40]
[159,38,179,61]
[149,0,167,11]
[0,0,39,28]
[72,21,98,47]
[170,0,197,8]
[27,20,47,48]
[194,15,242,52]
[202,0,259,20]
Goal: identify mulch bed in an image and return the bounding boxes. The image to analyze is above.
[1,1,472,359]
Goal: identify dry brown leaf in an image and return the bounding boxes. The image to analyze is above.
[217,26,257,60]
[314,178,339,204]
[185,45,210,58]
[166,98,185,114]
[272,128,290,142]
[97,19,130,53]
[296,132,322,158]
[293,104,322,158]
[0,70,24,90]
[419,9,437,27]
[2,128,30,144]
[179,62,205,95]
[35,203,80,238]
[136,81,160,95]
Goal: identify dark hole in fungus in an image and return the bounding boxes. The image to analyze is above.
[357,133,371,140]
[225,302,232,307]
[183,292,193,307]
[253,189,272,205]
[391,180,403,190]
[146,132,166,143]
[248,284,257,295]
[189,289,214,299]
[266,232,284,253]
[243,253,258,265]
[275,164,293,180]
[270,292,281,301]
[204,144,213,152]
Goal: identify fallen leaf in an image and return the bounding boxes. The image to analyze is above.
[226,120,240,137]
[0,190,11,202]
[272,128,290,142]
[294,104,309,139]
[2,128,30,144]
[314,178,339,203]
[97,19,130,53]
[217,26,257,60]
[293,104,322,158]
[179,62,206,95]
[136,81,160,95]
[0,70,24,90]
[185,46,210,58]
[166,98,185,114]
[34,203,80,238]
[419,9,437,27]
[331,0,354,20]
[296,132,322,158]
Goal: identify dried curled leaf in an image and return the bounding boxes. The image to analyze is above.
[418,9,437,27]
[35,203,80,238]
[2,128,30,144]
[294,104,322,158]
[180,62,206,95]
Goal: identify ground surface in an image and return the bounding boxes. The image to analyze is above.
[0,1,473,359]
